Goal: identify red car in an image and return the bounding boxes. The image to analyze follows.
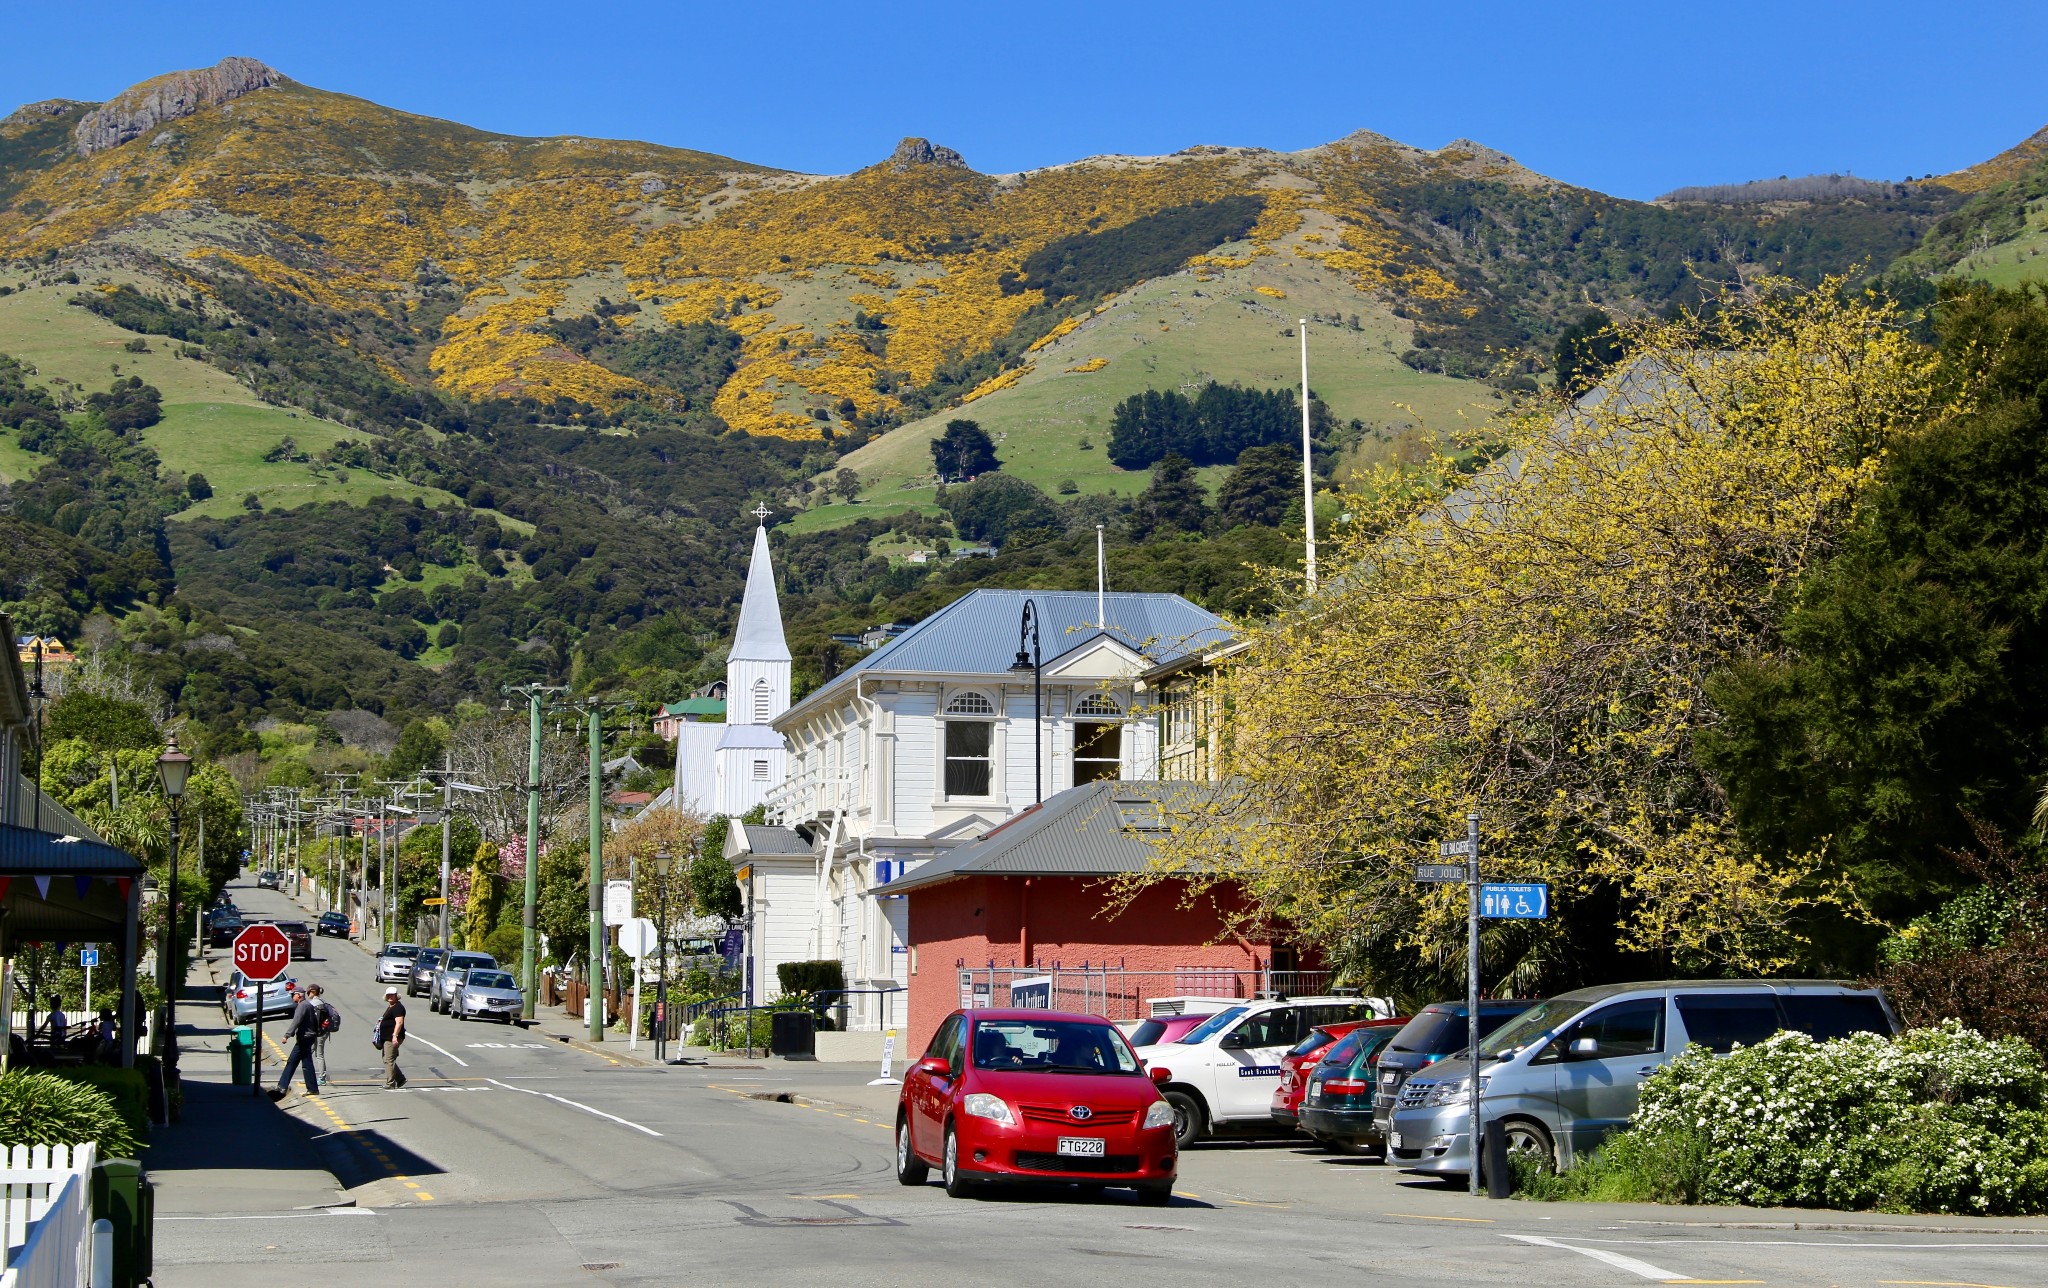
[898,1008,1177,1204]
[1270,1018,1406,1129]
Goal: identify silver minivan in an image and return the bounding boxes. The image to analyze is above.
[1387,979,1897,1176]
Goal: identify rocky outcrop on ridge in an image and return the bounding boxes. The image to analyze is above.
[73,57,280,156]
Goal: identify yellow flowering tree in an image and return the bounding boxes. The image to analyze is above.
[1147,281,1953,986]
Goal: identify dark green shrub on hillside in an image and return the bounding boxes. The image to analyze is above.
[941,475,1061,546]
[1004,195,1265,303]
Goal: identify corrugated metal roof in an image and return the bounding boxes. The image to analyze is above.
[0,822,141,874]
[733,524,791,663]
[785,590,1230,723]
[716,725,787,750]
[735,823,812,857]
[883,780,1207,893]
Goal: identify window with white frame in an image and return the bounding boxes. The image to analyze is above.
[943,692,995,797]
[1073,692,1124,784]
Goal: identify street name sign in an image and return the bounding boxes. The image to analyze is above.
[233,922,291,982]
[1414,864,1467,883]
[1479,883,1549,920]
[1438,838,1473,857]
[422,897,447,906]
[603,879,634,926]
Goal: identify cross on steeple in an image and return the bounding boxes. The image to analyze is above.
[750,502,772,523]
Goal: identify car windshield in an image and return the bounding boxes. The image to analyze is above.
[466,971,515,989]
[1178,1006,1249,1044]
[417,950,444,966]
[1127,1018,1168,1048]
[1314,1029,1367,1068]
[449,956,491,971]
[1476,998,1583,1061]
[1285,1027,1342,1059]
[382,945,419,959]
[970,1019,1140,1073]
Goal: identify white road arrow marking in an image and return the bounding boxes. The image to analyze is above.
[1504,1234,1690,1281]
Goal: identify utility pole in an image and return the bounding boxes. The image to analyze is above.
[568,695,634,1042]
[1300,317,1317,594]
[505,683,566,1019]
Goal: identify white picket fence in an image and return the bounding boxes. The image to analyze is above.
[0,1143,97,1288]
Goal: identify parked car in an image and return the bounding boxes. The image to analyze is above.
[255,870,282,890]
[1370,999,1536,1140]
[206,912,246,948]
[1272,1017,1406,1131]
[897,1008,1176,1203]
[1125,1010,1229,1050]
[1298,1021,1409,1153]
[1134,995,1393,1147]
[1389,980,1899,1178]
[450,968,524,1022]
[262,920,314,960]
[375,943,421,984]
[431,952,498,1013]
[316,911,351,938]
[407,947,447,997]
[221,969,300,1024]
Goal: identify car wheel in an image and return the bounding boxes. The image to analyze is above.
[895,1117,929,1186]
[942,1124,975,1199]
[1135,1183,1173,1207]
[1162,1089,1206,1148]
[456,1004,467,1022]
[1500,1118,1556,1177]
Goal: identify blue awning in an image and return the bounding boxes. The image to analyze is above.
[0,823,143,875]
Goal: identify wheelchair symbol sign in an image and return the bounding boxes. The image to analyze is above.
[1480,883,1548,919]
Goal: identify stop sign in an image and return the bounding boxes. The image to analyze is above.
[233,923,292,983]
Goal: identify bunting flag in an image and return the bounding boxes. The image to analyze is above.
[114,877,131,900]
[32,875,50,900]
[0,877,9,899]
[74,875,92,900]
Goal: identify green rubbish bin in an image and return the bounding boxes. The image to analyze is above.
[229,1026,254,1086]
[90,1158,153,1288]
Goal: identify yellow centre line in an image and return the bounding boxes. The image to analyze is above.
[1382,1212,1495,1223]
[302,1092,434,1203]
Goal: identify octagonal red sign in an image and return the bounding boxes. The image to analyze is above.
[232,922,291,982]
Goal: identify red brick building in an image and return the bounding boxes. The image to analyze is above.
[887,781,1311,1050]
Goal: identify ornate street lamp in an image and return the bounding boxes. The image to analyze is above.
[1009,599,1043,804]
[155,733,193,1060]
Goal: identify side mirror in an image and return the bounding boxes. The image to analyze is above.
[1149,1065,1171,1085]
[916,1055,951,1078]
[1569,1037,1599,1057]
[1218,1032,1248,1051]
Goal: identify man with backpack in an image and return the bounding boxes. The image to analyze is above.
[271,983,332,1099]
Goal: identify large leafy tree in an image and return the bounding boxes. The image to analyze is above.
[1702,282,2048,957]
[1217,444,1298,529]
[929,419,999,482]
[1147,282,1943,991]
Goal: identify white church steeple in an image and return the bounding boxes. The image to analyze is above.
[713,508,792,814]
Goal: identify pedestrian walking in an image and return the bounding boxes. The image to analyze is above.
[376,985,408,1089]
[271,983,326,1099]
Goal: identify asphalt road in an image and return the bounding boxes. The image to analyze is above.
[157,878,2048,1287]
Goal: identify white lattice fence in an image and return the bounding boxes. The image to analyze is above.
[0,1142,97,1288]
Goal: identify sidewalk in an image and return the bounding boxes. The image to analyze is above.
[147,941,349,1213]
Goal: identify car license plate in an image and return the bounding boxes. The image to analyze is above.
[1308,1079,1322,1098]
[1056,1137,1106,1157]
[1388,1132,1403,1149]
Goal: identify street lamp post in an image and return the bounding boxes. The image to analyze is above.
[653,848,673,1065]
[1009,598,1044,804]
[154,733,192,1062]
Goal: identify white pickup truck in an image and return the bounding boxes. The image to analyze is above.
[1134,995,1392,1146]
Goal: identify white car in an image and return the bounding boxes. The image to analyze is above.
[1134,995,1392,1146]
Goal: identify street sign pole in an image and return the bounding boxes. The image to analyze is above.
[1466,810,1481,1198]
[254,979,263,1099]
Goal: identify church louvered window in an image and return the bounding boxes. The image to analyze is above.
[753,678,772,723]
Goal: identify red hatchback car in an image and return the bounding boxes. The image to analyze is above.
[898,1008,1177,1204]
[1270,1017,1408,1128]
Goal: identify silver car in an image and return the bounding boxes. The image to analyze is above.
[430,952,496,1013]
[450,968,524,1023]
[221,969,299,1024]
[375,943,421,985]
[1388,979,1898,1177]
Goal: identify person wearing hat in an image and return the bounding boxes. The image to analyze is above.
[271,983,327,1100]
[375,985,408,1089]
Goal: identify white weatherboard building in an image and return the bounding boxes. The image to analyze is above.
[669,522,792,817]
[733,588,1230,1031]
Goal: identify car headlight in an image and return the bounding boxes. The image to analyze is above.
[1142,1100,1176,1130]
[1423,1076,1489,1108]
[960,1093,1015,1126]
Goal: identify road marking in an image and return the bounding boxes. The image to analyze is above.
[1504,1234,1691,1282]
[1226,1199,1287,1208]
[1385,1212,1495,1223]
[408,1036,469,1067]
[301,1091,435,1201]
[1879,1283,2023,1288]
[161,1210,376,1222]
[486,1077,662,1137]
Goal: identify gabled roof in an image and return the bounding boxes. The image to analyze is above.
[662,697,726,718]
[783,590,1230,724]
[716,724,786,750]
[731,823,812,858]
[732,525,791,664]
[882,780,1199,894]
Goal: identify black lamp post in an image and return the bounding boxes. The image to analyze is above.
[653,847,674,1064]
[155,733,193,1060]
[1009,598,1043,804]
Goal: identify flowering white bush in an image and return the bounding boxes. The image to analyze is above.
[1626,1022,2048,1213]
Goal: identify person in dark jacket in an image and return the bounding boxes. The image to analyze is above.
[271,983,326,1098]
[377,986,408,1089]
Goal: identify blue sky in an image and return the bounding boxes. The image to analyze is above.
[4,1,2043,200]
